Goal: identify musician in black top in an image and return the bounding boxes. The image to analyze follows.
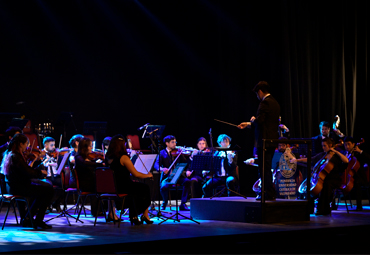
[74,137,103,217]
[106,135,153,225]
[294,138,348,215]
[0,126,22,195]
[312,121,345,155]
[1,134,53,229]
[154,135,191,211]
[188,137,209,198]
[202,134,238,197]
[67,134,84,188]
[342,136,370,211]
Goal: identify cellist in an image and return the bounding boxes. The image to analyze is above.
[292,138,348,215]
[342,136,370,211]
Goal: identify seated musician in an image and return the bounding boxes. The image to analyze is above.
[40,136,63,213]
[67,134,84,188]
[292,137,348,215]
[312,121,345,155]
[74,137,103,217]
[154,135,191,211]
[0,126,22,195]
[102,136,112,154]
[202,134,238,198]
[188,137,210,198]
[342,136,370,211]
[1,134,54,229]
[105,135,153,225]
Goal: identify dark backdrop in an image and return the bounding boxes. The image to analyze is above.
[1,0,369,196]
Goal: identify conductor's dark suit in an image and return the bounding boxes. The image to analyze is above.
[252,94,280,199]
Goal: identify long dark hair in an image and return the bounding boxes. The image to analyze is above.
[1,133,29,175]
[106,134,128,160]
[76,137,92,159]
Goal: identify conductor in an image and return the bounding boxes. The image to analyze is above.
[238,81,280,200]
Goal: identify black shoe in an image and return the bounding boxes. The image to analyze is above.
[54,204,62,213]
[160,204,167,211]
[21,218,33,227]
[179,204,190,211]
[140,215,153,224]
[315,210,330,216]
[130,217,142,226]
[256,195,275,201]
[107,216,124,223]
[34,221,52,230]
[356,206,363,211]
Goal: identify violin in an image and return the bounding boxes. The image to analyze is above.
[24,147,46,162]
[174,146,197,156]
[87,150,105,161]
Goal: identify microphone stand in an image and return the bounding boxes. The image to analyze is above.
[147,131,168,222]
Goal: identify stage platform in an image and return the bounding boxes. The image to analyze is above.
[191,197,310,223]
[1,200,370,254]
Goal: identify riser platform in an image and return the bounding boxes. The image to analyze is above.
[190,197,310,224]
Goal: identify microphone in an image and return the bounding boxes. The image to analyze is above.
[209,128,212,135]
[138,123,149,131]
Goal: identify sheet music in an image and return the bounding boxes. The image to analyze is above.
[134,154,157,174]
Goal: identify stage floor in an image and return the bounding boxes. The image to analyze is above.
[1,198,370,254]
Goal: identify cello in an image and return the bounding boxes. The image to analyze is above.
[299,148,339,197]
[341,138,365,194]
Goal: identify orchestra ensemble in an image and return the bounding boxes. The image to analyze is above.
[1,81,369,229]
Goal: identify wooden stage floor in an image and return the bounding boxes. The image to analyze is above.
[1,198,370,254]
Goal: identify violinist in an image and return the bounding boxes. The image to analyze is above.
[68,134,84,188]
[188,137,210,198]
[154,135,191,211]
[0,133,53,229]
[102,136,112,155]
[293,138,348,215]
[202,134,238,198]
[40,136,63,213]
[342,137,370,211]
[0,126,22,194]
[74,137,103,217]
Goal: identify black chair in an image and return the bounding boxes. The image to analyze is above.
[74,170,97,222]
[94,168,128,228]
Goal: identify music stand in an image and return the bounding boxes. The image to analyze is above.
[201,148,247,199]
[9,118,29,131]
[45,152,83,226]
[158,163,200,225]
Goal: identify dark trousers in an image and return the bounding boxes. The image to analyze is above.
[46,176,64,208]
[202,175,236,197]
[257,147,276,198]
[7,183,54,223]
[160,176,191,206]
[317,174,342,214]
[189,175,203,198]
